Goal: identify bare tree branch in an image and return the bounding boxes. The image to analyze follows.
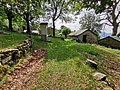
[54,0,65,20]
[116,0,120,5]
[116,11,120,20]
[106,13,113,25]
[118,21,120,24]
[55,8,62,20]
[103,23,113,26]
[51,0,56,8]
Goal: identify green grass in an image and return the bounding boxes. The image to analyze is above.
[0,32,28,49]
[0,32,29,83]
[95,45,120,58]
[0,32,120,89]
[31,37,119,90]
[31,59,107,90]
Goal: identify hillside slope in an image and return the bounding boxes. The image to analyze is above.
[0,32,28,49]
[32,37,120,90]
[0,32,120,90]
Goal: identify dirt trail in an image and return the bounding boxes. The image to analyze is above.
[0,49,47,90]
[102,56,120,90]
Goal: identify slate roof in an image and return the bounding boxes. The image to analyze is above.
[69,29,97,37]
[110,36,120,42]
[99,36,120,42]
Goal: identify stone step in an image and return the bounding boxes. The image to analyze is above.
[86,59,98,69]
[92,72,106,81]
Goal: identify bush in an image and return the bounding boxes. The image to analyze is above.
[59,25,71,38]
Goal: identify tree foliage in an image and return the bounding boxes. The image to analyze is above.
[79,11,103,34]
[0,0,16,31]
[60,25,71,38]
[15,0,44,34]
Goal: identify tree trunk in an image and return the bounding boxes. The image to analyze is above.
[112,21,118,36]
[65,34,67,38]
[6,10,13,32]
[112,26,117,36]
[8,17,12,31]
[26,15,31,35]
[52,18,56,37]
[111,4,118,36]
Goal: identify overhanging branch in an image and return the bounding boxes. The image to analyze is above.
[103,23,113,26]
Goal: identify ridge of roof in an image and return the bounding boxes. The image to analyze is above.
[99,36,120,42]
[69,29,97,36]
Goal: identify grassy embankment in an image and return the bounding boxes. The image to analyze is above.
[0,32,28,83]
[0,32,120,89]
[32,36,120,90]
[0,32,28,49]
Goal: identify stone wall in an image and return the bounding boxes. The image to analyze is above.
[98,37,120,49]
[0,39,32,65]
[77,31,98,43]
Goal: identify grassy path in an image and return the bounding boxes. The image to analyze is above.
[0,49,47,90]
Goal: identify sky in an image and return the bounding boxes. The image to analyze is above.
[50,18,80,31]
[48,15,113,34]
[47,9,114,36]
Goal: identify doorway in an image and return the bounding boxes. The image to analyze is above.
[83,35,87,43]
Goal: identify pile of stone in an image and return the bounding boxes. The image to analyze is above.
[0,39,32,65]
[86,59,114,90]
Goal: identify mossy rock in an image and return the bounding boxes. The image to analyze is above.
[0,65,7,75]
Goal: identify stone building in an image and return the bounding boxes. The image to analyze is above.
[69,30,98,43]
[98,36,120,49]
[47,27,53,36]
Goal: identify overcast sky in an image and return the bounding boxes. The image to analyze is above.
[49,18,80,31]
[49,15,113,34]
[48,9,116,35]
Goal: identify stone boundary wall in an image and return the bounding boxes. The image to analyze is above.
[0,39,32,65]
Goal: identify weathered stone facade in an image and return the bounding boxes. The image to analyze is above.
[98,36,120,49]
[69,30,98,44]
[47,27,53,35]
[77,31,98,43]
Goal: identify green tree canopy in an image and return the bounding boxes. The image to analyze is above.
[15,0,45,34]
[60,25,71,38]
[0,0,16,31]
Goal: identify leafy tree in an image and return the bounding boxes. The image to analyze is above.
[43,0,73,37]
[0,19,3,30]
[60,25,71,38]
[15,0,44,34]
[12,14,25,30]
[79,11,103,34]
[0,0,16,31]
[0,16,8,31]
[79,0,120,36]
[0,8,8,30]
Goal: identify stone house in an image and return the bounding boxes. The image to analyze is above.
[47,27,53,35]
[69,30,98,43]
[98,36,120,49]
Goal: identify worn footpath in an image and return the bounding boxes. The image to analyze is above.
[0,49,47,90]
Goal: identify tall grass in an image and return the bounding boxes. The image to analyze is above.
[0,32,28,49]
[31,37,109,90]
